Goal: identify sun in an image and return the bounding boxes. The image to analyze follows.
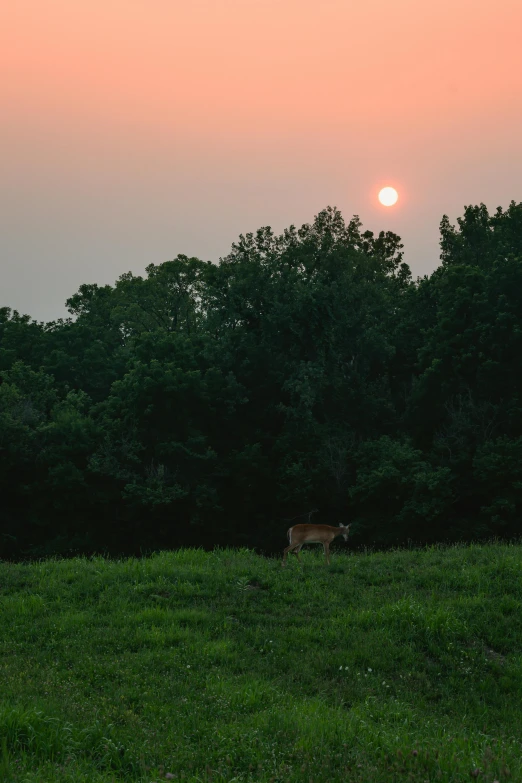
[378,186,398,207]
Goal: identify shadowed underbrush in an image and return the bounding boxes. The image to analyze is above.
[1,542,521,782]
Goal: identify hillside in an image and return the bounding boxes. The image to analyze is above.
[1,543,522,782]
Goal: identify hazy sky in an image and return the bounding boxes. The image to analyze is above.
[2,0,522,322]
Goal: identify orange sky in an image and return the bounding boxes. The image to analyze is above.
[2,0,522,320]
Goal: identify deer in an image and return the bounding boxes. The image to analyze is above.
[282,523,351,566]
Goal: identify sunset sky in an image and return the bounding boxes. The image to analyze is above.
[2,0,522,322]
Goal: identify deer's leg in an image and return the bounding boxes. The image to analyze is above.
[294,545,303,563]
[324,542,330,565]
[282,544,297,566]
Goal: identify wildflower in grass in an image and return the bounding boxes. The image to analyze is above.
[165,774,175,780]
[368,668,372,672]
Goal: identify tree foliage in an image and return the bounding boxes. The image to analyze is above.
[2,203,522,558]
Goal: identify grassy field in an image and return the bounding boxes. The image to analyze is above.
[1,543,522,783]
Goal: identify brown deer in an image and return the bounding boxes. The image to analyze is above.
[282,523,351,566]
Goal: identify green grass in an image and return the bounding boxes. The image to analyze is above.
[1,543,522,782]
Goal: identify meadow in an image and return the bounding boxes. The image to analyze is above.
[1,542,521,782]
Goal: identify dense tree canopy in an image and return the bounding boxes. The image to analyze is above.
[2,203,522,559]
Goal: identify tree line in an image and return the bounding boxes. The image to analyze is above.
[2,202,522,559]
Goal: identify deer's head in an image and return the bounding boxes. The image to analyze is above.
[338,523,351,541]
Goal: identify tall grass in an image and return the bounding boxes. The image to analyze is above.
[1,542,521,781]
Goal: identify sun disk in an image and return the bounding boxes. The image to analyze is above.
[378,187,398,206]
